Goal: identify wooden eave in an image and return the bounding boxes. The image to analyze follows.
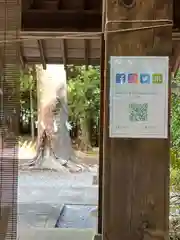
[21,0,102,68]
[18,31,180,70]
[19,0,180,70]
[19,31,101,68]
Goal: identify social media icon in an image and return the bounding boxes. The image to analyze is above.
[128,73,138,83]
[140,73,150,84]
[116,73,126,84]
[152,73,163,84]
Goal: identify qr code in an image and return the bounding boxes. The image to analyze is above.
[129,103,148,122]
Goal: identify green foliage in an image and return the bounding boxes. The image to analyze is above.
[20,70,33,91]
[171,70,180,190]
[172,71,180,151]
[171,149,180,191]
[20,67,37,127]
[68,66,100,120]
[19,64,100,144]
[67,65,100,148]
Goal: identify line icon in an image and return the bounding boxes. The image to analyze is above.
[152,73,163,84]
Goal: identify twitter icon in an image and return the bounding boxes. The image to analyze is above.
[140,73,150,84]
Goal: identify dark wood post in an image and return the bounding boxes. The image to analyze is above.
[98,34,105,234]
[103,1,172,240]
[0,1,21,239]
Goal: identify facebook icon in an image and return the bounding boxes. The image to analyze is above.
[116,73,126,84]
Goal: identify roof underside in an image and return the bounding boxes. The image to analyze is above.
[21,0,102,67]
[20,0,180,68]
[20,32,101,68]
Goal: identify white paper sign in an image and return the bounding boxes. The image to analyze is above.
[109,56,169,138]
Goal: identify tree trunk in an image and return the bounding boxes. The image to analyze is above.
[36,64,54,141]
[35,64,80,171]
[30,82,35,140]
[79,118,92,152]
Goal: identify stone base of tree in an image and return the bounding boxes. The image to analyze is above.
[93,234,102,240]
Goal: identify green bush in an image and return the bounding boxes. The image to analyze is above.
[171,70,180,190]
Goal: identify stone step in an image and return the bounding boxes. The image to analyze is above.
[18,228,95,240]
[18,203,64,228]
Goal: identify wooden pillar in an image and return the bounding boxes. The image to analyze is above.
[103,1,172,240]
[0,1,21,239]
[98,34,105,234]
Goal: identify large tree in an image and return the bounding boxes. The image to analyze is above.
[20,64,100,172]
[22,64,82,172]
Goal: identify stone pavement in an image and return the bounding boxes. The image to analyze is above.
[18,228,95,240]
[18,170,98,239]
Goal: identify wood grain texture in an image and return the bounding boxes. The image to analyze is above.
[98,34,105,234]
[0,1,21,239]
[103,0,172,239]
[0,206,10,240]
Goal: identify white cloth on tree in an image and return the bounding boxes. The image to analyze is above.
[53,120,72,133]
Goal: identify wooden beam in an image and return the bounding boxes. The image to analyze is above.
[84,39,89,70]
[97,34,105,235]
[37,39,46,70]
[97,0,106,234]
[22,0,33,11]
[61,39,67,69]
[0,206,10,240]
[21,10,101,31]
[21,57,100,65]
[103,1,171,240]
[83,0,86,10]
[0,1,21,239]
[174,0,180,30]
[172,31,180,40]
[20,31,101,39]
